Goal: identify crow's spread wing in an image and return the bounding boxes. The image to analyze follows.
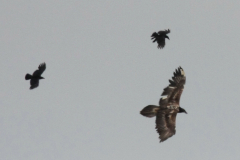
[151,32,158,42]
[33,63,46,76]
[157,29,170,36]
[30,79,39,89]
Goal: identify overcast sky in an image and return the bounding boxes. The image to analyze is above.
[1,0,240,159]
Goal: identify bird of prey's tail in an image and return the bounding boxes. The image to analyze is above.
[25,74,32,80]
[140,105,160,118]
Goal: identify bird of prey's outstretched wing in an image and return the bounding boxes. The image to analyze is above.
[159,66,186,107]
[32,63,46,76]
[155,111,177,142]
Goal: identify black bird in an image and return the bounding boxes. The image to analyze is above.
[151,29,170,49]
[25,63,46,89]
[140,67,187,142]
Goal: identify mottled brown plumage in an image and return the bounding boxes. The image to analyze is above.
[140,66,187,142]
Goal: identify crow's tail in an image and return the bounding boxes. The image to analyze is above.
[25,74,32,80]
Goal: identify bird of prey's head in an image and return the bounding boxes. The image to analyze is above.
[165,35,170,40]
[40,77,45,79]
[179,107,187,114]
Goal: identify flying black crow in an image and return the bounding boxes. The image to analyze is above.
[151,29,170,49]
[25,62,46,89]
[140,67,187,142]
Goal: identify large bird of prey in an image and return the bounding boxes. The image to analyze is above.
[140,66,187,142]
[151,29,170,49]
[25,62,46,89]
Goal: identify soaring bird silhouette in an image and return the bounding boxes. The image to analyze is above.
[151,29,170,49]
[140,66,187,142]
[25,63,46,89]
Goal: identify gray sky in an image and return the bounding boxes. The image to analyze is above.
[1,0,240,159]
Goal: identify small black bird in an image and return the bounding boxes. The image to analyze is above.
[151,29,170,49]
[140,66,187,142]
[25,62,46,89]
